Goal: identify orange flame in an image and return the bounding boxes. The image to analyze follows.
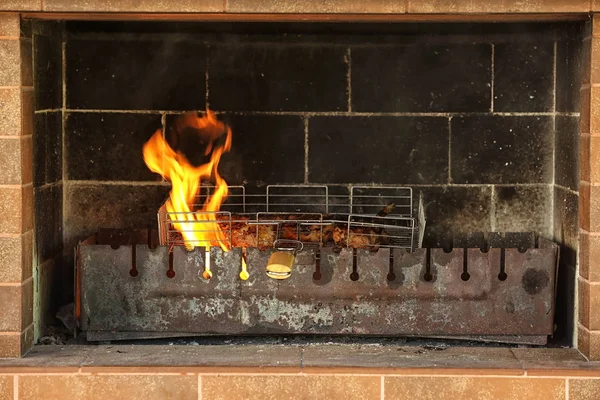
[142,110,232,252]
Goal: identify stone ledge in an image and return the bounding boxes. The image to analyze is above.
[0,344,592,375]
[0,345,597,400]
[0,0,598,13]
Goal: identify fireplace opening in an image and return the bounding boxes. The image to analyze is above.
[30,19,582,347]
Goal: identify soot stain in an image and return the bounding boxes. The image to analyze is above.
[522,268,549,295]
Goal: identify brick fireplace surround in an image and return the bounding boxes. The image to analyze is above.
[2,0,600,399]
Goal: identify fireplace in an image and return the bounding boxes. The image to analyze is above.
[24,19,581,347]
[3,1,600,398]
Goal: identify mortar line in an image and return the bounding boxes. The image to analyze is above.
[34,181,62,190]
[160,113,167,183]
[205,44,210,109]
[551,40,557,243]
[33,109,61,114]
[0,135,32,140]
[61,29,67,312]
[447,117,452,184]
[304,117,309,184]
[0,233,24,238]
[490,43,495,112]
[59,109,567,117]
[69,180,171,186]
[43,181,556,188]
[555,183,579,196]
[0,183,31,189]
[198,374,202,400]
[380,376,385,400]
[578,275,600,285]
[565,378,569,400]
[490,184,496,232]
[13,375,17,400]
[346,47,352,112]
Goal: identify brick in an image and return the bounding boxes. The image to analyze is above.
[408,0,589,13]
[580,232,600,282]
[34,112,61,186]
[226,0,406,12]
[592,38,600,85]
[0,185,32,234]
[22,184,32,231]
[494,186,552,235]
[0,40,20,86]
[21,89,33,136]
[577,325,600,360]
[494,42,554,112]
[450,116,553,184]
[570,378,600,399]
[0,1,41,11]
[580,231,590,280]
[19,375,197,400]
[0,138,23,184]
[0,231,32,282]
[591,185,600,232]
[202,376,380,400]
[384,376,565,399]
[353,44,490,113]
[33,34,62,111]
[64,183,169,248]
[556,37,583,113]
[553,186,579,250]
[591,137,600,184]
[215,114,305,185]
[0,333,20,357]
[419,186,492,247]
[582,38,591,86]
[580,280,600,330]
[66,39,205,110]
[582,135,590,182]
[21,38,32,86]
[0,375,12,399]
[591,87,600,134]
[0,13,19,37]
[21,135,32,184]
[66,113,160,181]
[555,116,580,190]
[580,279,590,328]
[34,184,62,263]
[0,285,21,331]
[0,324,32,357]
[0,88,21,136]
[581,88,591,134]
[210,44,347,112]
[579,183,600,235]
[44,0,222,11]
[21,278,32,328]
[21,321,33,354]
[579,182,590,231]
[309,116,448,184]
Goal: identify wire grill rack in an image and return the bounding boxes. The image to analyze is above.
[158,185,425,251]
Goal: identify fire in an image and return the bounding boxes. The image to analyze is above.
[142,110,232,252]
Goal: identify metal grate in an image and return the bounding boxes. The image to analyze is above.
[158,185,425,251]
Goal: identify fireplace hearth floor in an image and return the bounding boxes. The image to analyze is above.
[0,345,597,399]
[0,344,592,373]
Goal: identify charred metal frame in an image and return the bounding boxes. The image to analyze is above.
[77,229,558,344]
